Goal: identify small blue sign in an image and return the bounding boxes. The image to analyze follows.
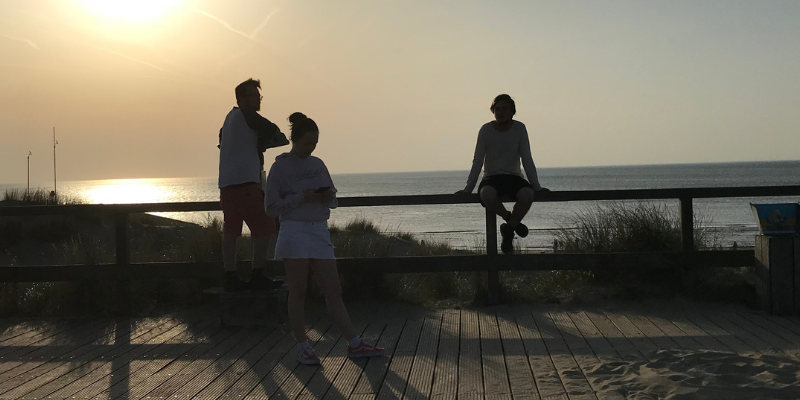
[750,203,798,235]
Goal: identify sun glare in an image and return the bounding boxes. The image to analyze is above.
[79,0,184,23]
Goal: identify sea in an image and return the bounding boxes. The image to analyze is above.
[3,161,800,251]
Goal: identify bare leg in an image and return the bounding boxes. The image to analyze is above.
[507,187,535,227]
[310,259,357,341]
[479,186,511,220]
[285,258,311,342]
[222,233,238,272]
[251,235,269,271]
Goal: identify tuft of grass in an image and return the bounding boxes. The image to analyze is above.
[3,188,83,206]
[549,202,744,303]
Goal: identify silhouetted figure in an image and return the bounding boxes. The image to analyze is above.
[265,112,384,365]
[456,94,549,254]
[218,78,289,292]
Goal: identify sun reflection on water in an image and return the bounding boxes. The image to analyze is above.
[82,179,175,204]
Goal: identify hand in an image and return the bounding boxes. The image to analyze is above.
[303,189,334,203]
[454,189,470,195]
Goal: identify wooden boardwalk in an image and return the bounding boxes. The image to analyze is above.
[1,300,800,399]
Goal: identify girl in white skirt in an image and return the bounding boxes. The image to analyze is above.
[265,112,384,365]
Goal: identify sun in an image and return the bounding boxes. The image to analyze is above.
[79,0,184,23]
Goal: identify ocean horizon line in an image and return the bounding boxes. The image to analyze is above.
[4,159,799,187]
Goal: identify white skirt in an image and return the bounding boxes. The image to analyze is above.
[274,220,336,260]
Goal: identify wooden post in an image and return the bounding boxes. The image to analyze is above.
[679,197,694,251]
[485,208,500,305]
[755,235,796,315]
[115,213,130,266]
[115,213,130,314]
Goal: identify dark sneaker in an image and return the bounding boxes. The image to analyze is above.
[224,276,248,292]
[513,222,529,238]
[500,223,515,254]
[248,273,285,291]
[347,341,385,358]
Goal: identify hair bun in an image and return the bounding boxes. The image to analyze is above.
[288,112,308,125]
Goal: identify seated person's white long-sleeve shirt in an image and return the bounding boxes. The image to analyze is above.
[463,120,543,193]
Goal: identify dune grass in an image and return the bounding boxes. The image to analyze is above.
[3,188,83,206]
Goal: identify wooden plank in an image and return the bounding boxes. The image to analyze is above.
[566,311,622,364]
[428,311,459,400]
[284,322,363,399]
[375,318,424,399]
[315,322,386,400]
[679,197,694,251]
[14,317,201,400]
[0,317,175,396]
[623,312,682,350]
[219,316,329,399]
[155,327,276,400]
[455,310,483,399]
[4,185,800,218]
[0,316,194,399]
[699,310,783,357]
[516,313,566,398]
[652,311,731,354]
[479,310,511,399]
[734,311,800,354]
[641,313,704,350]
[49,317,218,399]
[243,318,334,399]
[580,311,645,364]
[0,319,54,343]
[351,318,406,397]
[77,319,225,400]
[0,318,86,359]
[0,318,110,378]
[530,308,597,399]
[0,318,174,394]
[191,328,286,399]
[496,310,538,399]
[681,312,759,357]
[549,310,622,400]
[716,311,800,359]
[401,316,441,400]
[601,311,659,360]
[768,236,796,315]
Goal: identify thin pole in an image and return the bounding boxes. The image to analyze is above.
[53,127,57,197]
[27,151,31,194]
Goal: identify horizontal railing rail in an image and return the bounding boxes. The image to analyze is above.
[2,185,799,303]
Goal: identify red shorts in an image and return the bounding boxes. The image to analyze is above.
[220,183,276,238]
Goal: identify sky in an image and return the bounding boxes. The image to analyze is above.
[1,0,799,184]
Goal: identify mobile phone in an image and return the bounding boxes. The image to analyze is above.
[314,186,330,193]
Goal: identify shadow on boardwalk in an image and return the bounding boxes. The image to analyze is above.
[1,300,800,399]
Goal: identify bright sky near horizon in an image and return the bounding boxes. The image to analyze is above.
[1,0,799,184]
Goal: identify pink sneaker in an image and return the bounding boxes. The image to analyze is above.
[298,347,320,365]
[347,341,385,358]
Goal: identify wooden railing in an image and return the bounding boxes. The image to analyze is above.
[2,185,800,303]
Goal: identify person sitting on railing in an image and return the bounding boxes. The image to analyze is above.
[455,94,549,254]
[265,112,384,366]
[218,78,289,292]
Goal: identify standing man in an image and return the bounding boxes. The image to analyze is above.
[456,94,549,254]
[218,78,289,291]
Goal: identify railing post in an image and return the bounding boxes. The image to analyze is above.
[679,197,694,251]
[115,213,130,266]
[115,213,130,314]
[485,208,500,305]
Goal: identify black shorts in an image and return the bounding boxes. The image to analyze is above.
[477,174,532,206]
